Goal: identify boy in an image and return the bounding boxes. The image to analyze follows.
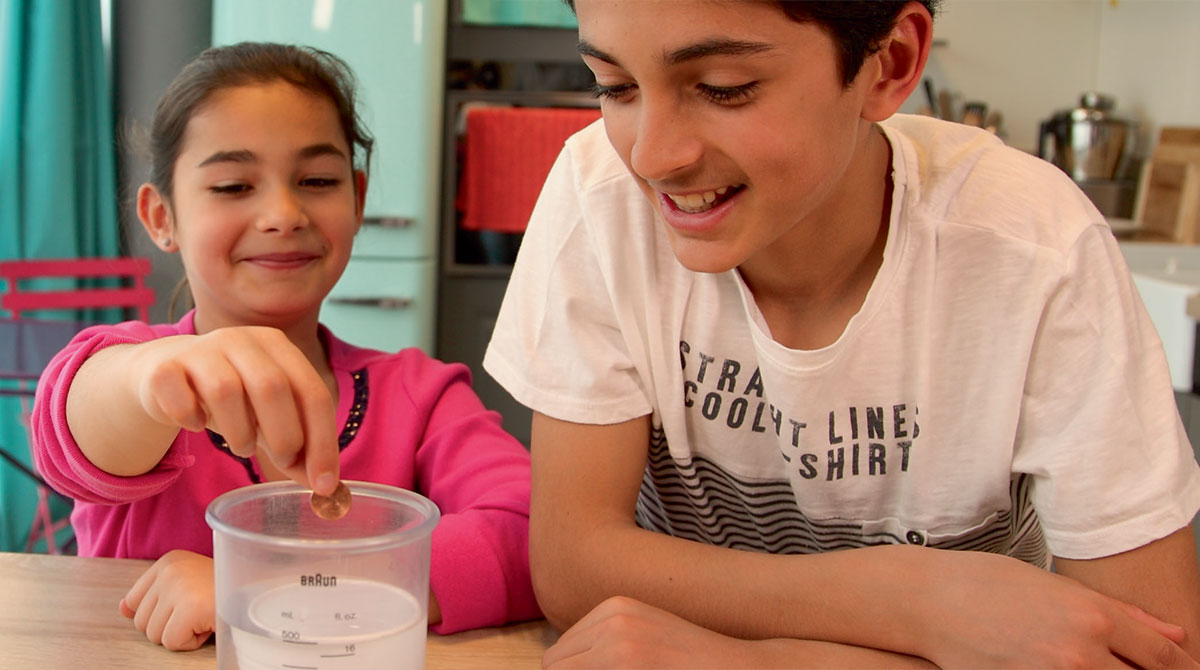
[485,1,1200,666]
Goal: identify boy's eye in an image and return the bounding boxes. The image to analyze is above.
[698,82,759,105]
[590,82,636,101]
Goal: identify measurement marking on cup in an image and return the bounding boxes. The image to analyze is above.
[282,665,317,669]
[321,653,356,658]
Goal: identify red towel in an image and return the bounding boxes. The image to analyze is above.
[458,106,602,234]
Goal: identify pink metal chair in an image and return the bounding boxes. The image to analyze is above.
[0,257,154,321]
[0,257,155,553]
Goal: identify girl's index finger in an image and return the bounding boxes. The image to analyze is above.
[297,384,340,496]
[268,338,340,495]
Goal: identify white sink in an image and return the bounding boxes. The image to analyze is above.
[1119,241,1200,390]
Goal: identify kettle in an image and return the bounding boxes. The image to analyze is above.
[1038,92,1136,182]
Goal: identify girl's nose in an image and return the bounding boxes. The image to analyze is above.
[628,98,703,183]
[257,186,309,233]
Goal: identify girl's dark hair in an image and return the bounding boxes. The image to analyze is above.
[564,0,940,87]
[148,41,374,201]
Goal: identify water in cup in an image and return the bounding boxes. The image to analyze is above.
[219,577,424,669]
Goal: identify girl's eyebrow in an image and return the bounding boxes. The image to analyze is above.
[196,143,347,168]
[578,37,774,68]
[197,149,254,168]
[299,143,348,161]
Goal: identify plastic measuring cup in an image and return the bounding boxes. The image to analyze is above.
[206,481,440,670]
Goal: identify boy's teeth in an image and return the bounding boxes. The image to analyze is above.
[668,188,733,213]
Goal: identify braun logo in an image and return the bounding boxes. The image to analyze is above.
[300,573,337,587]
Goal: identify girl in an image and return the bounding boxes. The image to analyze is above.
[31,42,539,651]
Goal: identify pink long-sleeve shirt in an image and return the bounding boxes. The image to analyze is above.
[31,312,540,633]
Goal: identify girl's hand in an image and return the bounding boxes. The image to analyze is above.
[120,550,215,651]
[133,326,340,494]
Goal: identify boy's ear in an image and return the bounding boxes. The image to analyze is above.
[861,1,934,122]
[137,183,177,252]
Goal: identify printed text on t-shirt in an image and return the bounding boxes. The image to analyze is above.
[680,339,919,481]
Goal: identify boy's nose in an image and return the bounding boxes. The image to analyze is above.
[628,100,703,183]
[257,186,309,233]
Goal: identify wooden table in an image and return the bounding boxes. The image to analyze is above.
[0,552,557,668]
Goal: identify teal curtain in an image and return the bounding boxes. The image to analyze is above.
[1,0,120,552]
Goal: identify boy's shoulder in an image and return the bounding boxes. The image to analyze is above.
[883,114,1105,249]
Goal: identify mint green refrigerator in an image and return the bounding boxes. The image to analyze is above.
[212,0,445,354]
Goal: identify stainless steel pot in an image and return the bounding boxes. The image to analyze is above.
[1038,92,1135,181]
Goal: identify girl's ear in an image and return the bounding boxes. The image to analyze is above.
[353,169,368,227]
[137,183,177,252]
[860,1,934,122]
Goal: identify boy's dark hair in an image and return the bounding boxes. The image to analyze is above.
[147,41,374,201]
[776,1,940,86]
[564,0,940,87]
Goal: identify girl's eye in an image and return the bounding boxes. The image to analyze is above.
[698,82,759,105]
[210,183,250,195]
[590,82,636,101]
[301,177,340,188]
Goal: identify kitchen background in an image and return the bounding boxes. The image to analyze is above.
[107,0,1200,439]
[3,0,1199,554]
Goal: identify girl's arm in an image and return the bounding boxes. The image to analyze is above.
[64,338,187,476]
[57,326,339,491]
[531,411,1195,669]
[406,358,540,633]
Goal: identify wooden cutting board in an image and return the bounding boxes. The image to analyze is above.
[1133,127,1200,243]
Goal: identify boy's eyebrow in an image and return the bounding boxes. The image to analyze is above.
[196,143,347,168]
[663,38,775,65]
[577,38,775,68]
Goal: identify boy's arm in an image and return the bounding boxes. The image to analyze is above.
[531,411,1195,669]
[1054,525,1200,660]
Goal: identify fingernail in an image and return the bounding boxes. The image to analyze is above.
[315,472,337,496]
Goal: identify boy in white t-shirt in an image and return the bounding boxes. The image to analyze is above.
[484,1,1200,667]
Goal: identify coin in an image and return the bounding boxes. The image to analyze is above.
[310,480,351,520]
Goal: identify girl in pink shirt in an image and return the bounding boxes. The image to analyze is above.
[31,42,538,650]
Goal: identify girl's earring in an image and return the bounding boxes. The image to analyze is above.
[159,237,173,250]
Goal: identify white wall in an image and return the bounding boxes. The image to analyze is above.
[1097,0,1200,153]
[900,0,1200,158]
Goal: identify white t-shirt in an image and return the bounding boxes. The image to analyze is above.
[485,113,1200,563]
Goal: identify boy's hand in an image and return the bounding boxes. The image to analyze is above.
[920,549,1197,669]
[120,550,215,651]
[542,596,759,669]
[133,326,340,495]
[544,596,935,669]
